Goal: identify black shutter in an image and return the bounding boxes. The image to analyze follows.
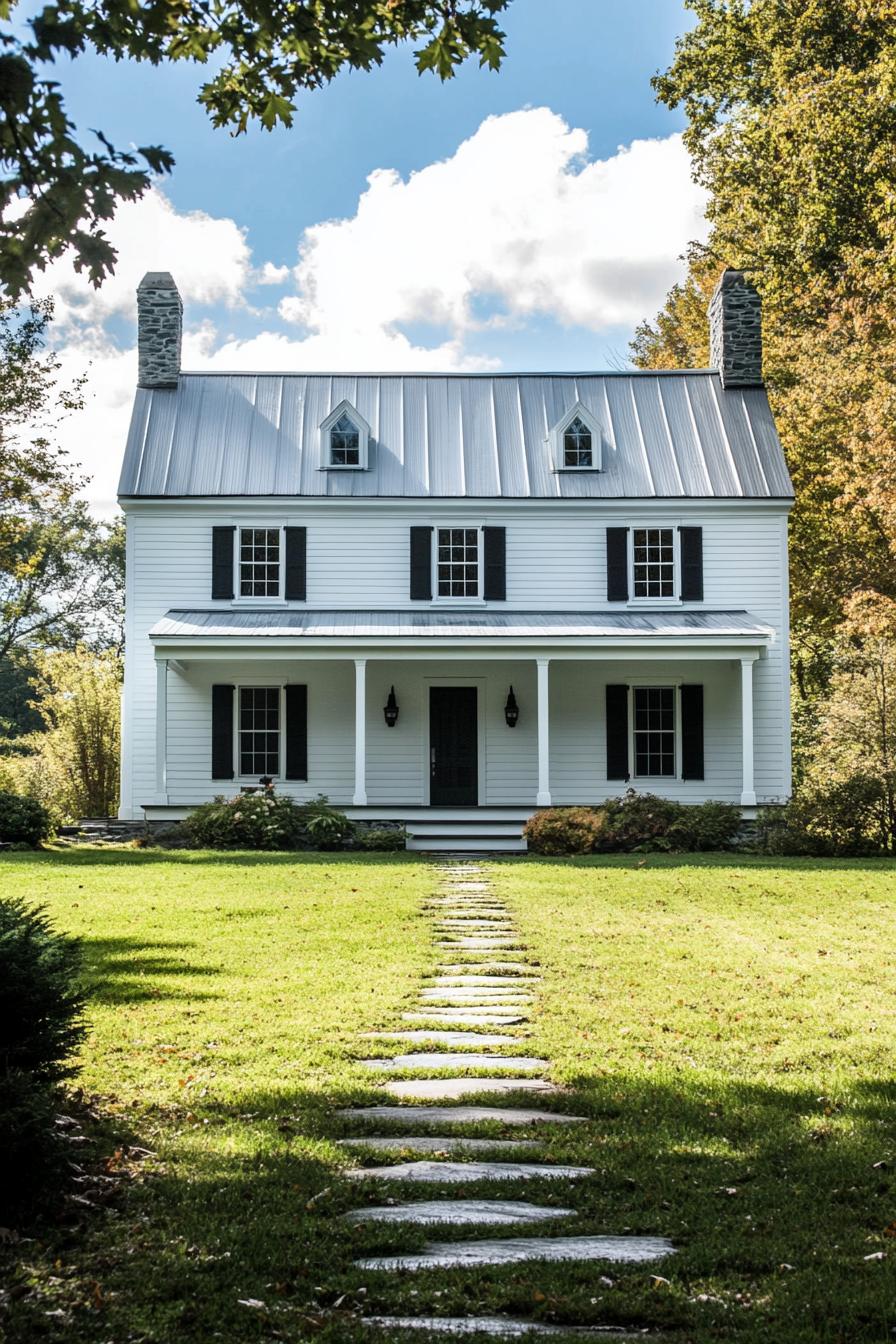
[211,684,234,780]
[606,527,628,602]
[284,527,306,601]
[483,526,506,601]
[284,684,308,781]
[410,526,433,600]
[606,684,629,780]
[212,526,235,600]
[679,527,703,601]
[681,684,704,780]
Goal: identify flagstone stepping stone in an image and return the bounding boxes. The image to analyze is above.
[383,1078,558,1100]
[361,1317,642,1337]
[428,977,539,987]
[420,988,532,1000]
[344,1198,573,1226]
[362,1030,522,1046]
[335,1106,586,1126]
[347,1159,593,1185]
[438,938,523,948]
[361,1054,547,1073]
[402,1013,528,1026]
[356,1233,675,1271]
[338,1136,540,1155]
[437,963,535,974]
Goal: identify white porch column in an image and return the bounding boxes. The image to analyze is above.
[536,657,551,807]
[155,658,168,799]
[353,658,368,806]
[740,655,757,807]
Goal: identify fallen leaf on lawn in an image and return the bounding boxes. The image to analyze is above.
[884,1222,896,1238]
[532,1289,546,1302]
[863,1252,887,1262]
[237,1298,267,1309]
[650,1275,671,1288]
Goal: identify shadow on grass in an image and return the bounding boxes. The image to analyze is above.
[80,935,221,1004]
[10,848,428,869]
[5,1068,896,1342]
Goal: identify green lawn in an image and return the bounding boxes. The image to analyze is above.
[2,849,896,1343]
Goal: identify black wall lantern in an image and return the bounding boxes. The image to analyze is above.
[383,685,400,728]
[504,685,520,728]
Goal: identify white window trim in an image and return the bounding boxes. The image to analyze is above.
[548,401,603,472]
[627,679,682,781]
[431,523,487,606]
[626,523,681,606]
[319,399,371,471]
[234,682,285,783]
[232,524,286,604]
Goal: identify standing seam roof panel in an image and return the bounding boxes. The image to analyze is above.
[117,372,793,500]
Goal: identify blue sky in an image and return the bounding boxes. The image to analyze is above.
[37,0,705,509]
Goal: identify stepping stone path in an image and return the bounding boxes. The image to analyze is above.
[334,860,675,1338]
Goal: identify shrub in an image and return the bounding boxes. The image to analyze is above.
[0,897,86,1218]
[296,795,356,850]
[524,807,606,856]
[0,790,53,846]
[667,800,743,851]
[182,791,356,851]
[357,826,406,852]
[0,896,86,1080]
[525,793,745,856]
[755,773,890,856]
[183,791,306,850]
[597,790,685,852]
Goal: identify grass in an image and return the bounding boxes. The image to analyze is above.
[1,848,895,1342]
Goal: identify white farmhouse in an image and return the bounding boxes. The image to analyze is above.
[118,270,792,850]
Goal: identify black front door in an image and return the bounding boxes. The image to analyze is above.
[430,686,478,806]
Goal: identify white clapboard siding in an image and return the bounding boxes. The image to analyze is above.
[120,502,790,815]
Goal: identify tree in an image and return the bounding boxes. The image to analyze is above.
[3,648,122,819]
[635,1,896,693]
[0,0,511,298]
[0,299,123,656]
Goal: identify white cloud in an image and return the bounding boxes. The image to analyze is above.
[47,107,706,514]
[280,108,707,343]
[40,188,252,329]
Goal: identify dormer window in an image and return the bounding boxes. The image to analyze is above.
[320,401,370,470]
[563,416,593,468]
[549,402,602,472]
[329,413,360,465]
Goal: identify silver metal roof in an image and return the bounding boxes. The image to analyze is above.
[119,371,793,500]
[150,609,774,641]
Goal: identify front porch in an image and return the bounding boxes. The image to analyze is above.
[138,609,780,829]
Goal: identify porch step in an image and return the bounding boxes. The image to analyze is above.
[407,818,527,854]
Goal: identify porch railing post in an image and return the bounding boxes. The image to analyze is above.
[740,655,757,807]
[536,657,551,806]
[353,658,368,806]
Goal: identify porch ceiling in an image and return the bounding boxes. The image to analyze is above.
[149,608,774,657]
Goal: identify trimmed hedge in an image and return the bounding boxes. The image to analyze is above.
[524,791,743,855]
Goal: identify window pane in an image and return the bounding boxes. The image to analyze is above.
[238,527,281,599]
[632,686,675,777]
[631,528,675,600]
[436,527,479,598]
[563,415,593,467]
[239,687,280,777]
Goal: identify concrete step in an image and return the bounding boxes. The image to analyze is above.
[406,818,527,853]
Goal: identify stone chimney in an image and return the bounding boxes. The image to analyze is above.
[137,272,182,389]
[708,269,763,387]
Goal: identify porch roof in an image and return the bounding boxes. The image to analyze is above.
[150,607,773,650]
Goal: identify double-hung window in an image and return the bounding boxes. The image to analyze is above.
[436,527,480,598]
[632,527,675,599]
[239,527,281,598]
[239,687,280,777]
[632,686,676,777]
